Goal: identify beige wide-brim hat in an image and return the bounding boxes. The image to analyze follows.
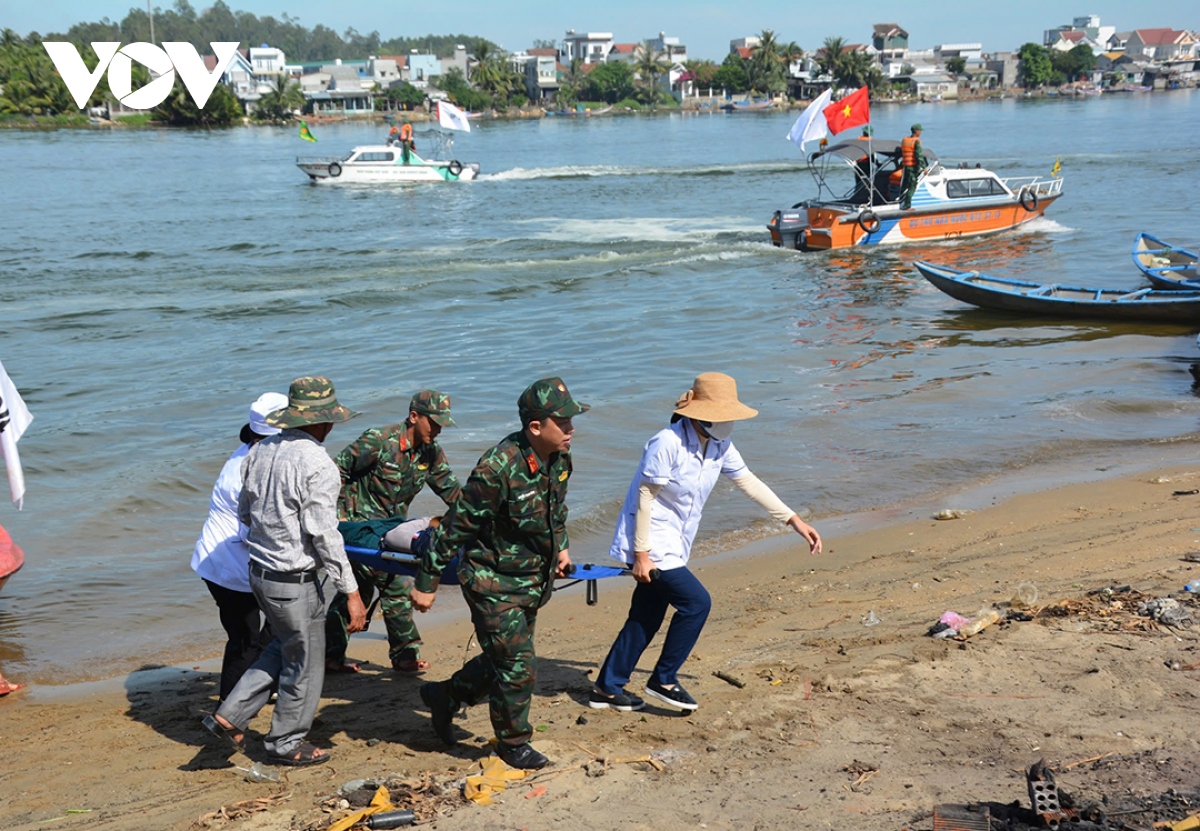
[673,372,758,422]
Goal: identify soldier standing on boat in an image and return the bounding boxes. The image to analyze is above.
[326,391,461,676]
[411,378,587,770]
[900,123,926,210]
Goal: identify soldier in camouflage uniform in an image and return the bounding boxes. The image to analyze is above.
[411,378,587,770]
[324,390,461,675]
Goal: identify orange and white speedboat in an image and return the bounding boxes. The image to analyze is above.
[767,138,1064,251]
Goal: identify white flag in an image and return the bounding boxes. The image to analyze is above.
[786,88,833,150]
[0,360,33,510]
[437,100,472,133]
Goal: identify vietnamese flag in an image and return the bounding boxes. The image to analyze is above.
[822,87,870,135]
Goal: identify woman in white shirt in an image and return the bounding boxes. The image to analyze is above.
[591,373,821,712]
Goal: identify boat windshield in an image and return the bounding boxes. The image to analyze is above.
[805,139,940,207]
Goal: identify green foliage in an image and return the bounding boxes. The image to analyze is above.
[585,61,635,103]
[683,58,718,92]
[633,41,672,105]
[27,2,493,64]
[469,39,522,104]
[1050,44,1096,82]
[613,97,642,109]
[1017,43,1053,87]
[253,77,304,121]
[0,29,79,115]
[384,82,426,110]
[747,29,786,95]
[437,67,469,97]
[152,77,242,126]
[712,53,750,94]
[557,57,586,105]
[450,87,492,111]
[946,56,967,75]
[814,36,884,92]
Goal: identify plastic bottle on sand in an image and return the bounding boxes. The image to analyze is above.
[239,762,280,783]
[958,608,1002,637]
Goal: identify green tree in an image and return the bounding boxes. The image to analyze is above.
[633,41,672,105]
[747,29,787,95]
[388,82,426,110]
[1017,42,1053,88]
[712,52,750,94]
[586,61,635,103]
[946,56,967,76]
[683,58,718,94]
[557,56,586,104]
[1050,44,1096,82]
[469,39,521,103]
[152,77,242,126]
[814,36,846,82]
[253,77,304,122]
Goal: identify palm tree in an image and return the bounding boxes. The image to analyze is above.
[558,57,585,105]
[815,36,847,86]
[633,41,671,107]
[748,29,787,95]
[255,77,305,122]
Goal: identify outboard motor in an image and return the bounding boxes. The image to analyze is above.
[767,208,810,250]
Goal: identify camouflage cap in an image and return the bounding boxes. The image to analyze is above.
[911,123,923,132]
[265,376,361,429]
[518,377,589,422]
[409,389,455,427]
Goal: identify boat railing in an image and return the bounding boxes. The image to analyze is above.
[1001,175,1064,198]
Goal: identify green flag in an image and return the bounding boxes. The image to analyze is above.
[299,121,317,142]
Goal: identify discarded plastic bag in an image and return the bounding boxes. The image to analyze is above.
[464,756,529,806]
[958,609,1002,637]
[327,786,394,831]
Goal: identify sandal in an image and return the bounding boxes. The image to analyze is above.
[268,741,329,766]
[392,658,430,676]
[202,714,245,752]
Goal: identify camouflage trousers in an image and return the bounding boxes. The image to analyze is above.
[448,588,539,745]
[325,561,421,665]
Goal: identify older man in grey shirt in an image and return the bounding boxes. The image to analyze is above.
[203,376,367,767]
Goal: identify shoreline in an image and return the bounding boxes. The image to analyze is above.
[6,459,1200,830]
[10,440,1200,698]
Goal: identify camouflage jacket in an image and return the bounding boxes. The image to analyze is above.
[335,423,461,522]
[415,430,571,610]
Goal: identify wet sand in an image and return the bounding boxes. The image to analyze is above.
[4,464,1200,831]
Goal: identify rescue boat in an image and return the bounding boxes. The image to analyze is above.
[767,138,1064,251]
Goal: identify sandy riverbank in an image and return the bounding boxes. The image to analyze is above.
[4,464,1200,831]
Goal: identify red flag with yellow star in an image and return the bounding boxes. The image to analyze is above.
[822,87,870,135]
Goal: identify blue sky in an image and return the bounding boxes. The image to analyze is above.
[5,2,1197,60]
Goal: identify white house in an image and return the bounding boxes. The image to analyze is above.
[563,30,613,64]
[1125,28,1197,61]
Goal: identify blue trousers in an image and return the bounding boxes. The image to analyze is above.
[596,565,711,693]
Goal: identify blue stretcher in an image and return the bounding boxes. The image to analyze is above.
[344,545,631,605]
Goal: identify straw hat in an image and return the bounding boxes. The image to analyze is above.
[673,373,758,422]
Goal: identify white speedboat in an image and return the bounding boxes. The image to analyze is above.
[296,143,479,183]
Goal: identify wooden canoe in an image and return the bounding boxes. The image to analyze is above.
[914,261,1200,323]
[1132,233,1200,290]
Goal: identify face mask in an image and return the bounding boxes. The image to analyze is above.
[700,420,734,441]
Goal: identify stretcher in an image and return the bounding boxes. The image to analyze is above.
[344,545,631,605]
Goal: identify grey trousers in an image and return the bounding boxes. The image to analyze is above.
[216,570,329,758]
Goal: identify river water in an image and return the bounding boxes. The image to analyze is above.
[2,91,1199,685]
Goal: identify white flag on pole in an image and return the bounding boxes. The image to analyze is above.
[0,360,33,510]
[437,100,472,133]
[786,88,833,150]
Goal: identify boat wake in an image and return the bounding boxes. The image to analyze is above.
[481,160,802,182]
[519,216,762,243]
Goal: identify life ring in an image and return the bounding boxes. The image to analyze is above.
[447,160,463,177]
[857,210,881,235]
[1020,188,1039,212]
[328,161,342,178]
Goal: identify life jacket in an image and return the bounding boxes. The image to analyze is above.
[901,136,919,167]
[399,123,413,141]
